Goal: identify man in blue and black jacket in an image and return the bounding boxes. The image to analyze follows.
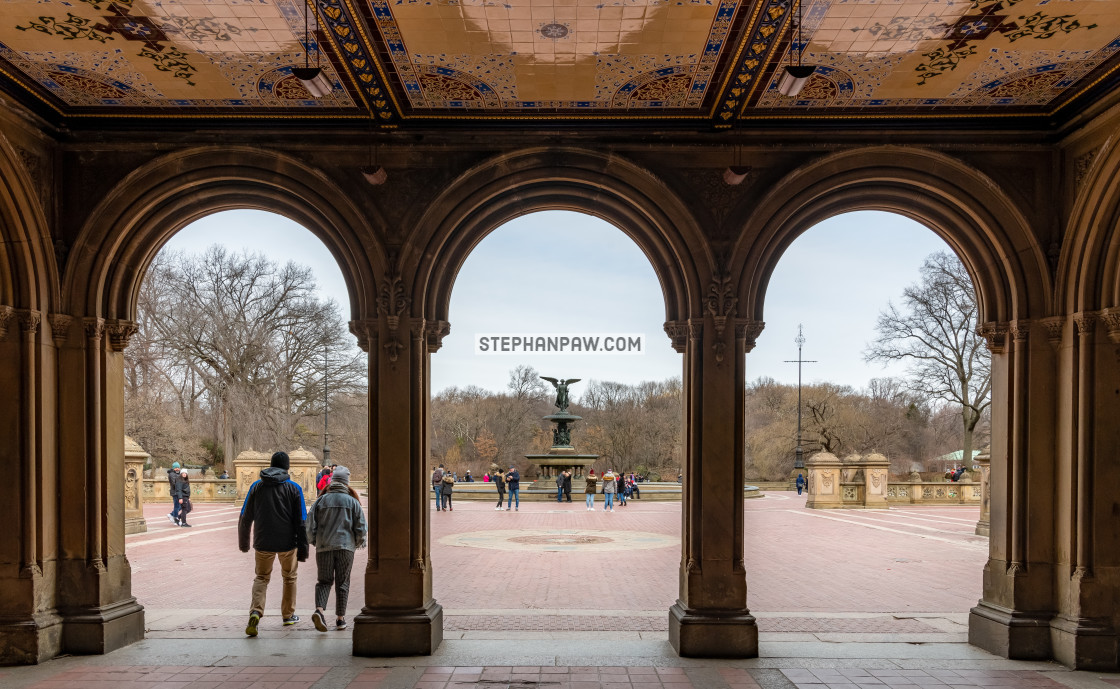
[238,451,308,636]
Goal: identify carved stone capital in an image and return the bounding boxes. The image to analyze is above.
[0,305,13,339]
[664,320,689,353]
[349,319,375,353]
[1039,316,1064,348]
[706,275,738,336]
[424,319,450,353]
[734,318,765,354]
[107,319,138,351]
[977,321,1009,354]
[1010,319,1030,344]
[376,275,410,332]
[83,317,105,342]
[18,309,41,335]
[1074,311,1098,337]
[49,314,73,346]
[1101,308,1120,344]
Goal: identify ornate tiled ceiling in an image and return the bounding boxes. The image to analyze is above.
[0,0,1118,127]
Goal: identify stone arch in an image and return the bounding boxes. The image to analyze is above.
[0,131,57,312]
[62,146,387,322]
[406,147,710,326]
[1058,136,1120,313]
[730,146,1051,326]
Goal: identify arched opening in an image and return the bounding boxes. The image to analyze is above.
[743,210,992,640]
[428,209,684,637]
[120,209,370,640]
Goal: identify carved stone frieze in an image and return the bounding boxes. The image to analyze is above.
[424,319,450,353]
[107,319,138,351]
[376,274,410,332]
[18,310,41,335]
[83,317,105,341]
[734,318,765,354]
[679,169,746,226]
[49,314,72,346]
[1040,316,1064,348]
[0,305,15,339]
[978,321,1009,354]
[1075,148,1099,188]
[1101,308,1120,344]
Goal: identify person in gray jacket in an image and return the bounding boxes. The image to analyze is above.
[306,465,367,632]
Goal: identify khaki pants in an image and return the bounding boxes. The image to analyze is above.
[251,549,298,619]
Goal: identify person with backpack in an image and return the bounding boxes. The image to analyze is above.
[431,464,446,511]
[306,465,366,632]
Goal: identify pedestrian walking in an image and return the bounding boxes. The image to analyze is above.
[602,469,617,512]
[167,462,185,525]
[562,469,573,502]
[441,472,455,511]
[555,471,564,503]
[505,465,520,511]
[795,473,806,495]
[585,469,598,511]
[178,471,194,527]
[619,474,630,507]
[306,465,366,632]
[238,451,309,636]
[492,468,505,510]
[432,464,445,511]
[316,464,335,495]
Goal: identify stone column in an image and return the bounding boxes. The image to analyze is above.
[123,437,149,535]
[804,452,842,509]
[350,306,447,656]
[233,449,271,500]
[56,317,144,656]
[664,296,761,658]
[973,448,991,535]
[862,453,890,509]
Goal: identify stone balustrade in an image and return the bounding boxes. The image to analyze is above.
[141,477,369,503]
[806,451,983,509]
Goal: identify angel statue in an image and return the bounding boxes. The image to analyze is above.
[541,376,581,414]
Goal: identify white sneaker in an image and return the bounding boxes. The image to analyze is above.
[495,506,501,510]
[167,513,175,524]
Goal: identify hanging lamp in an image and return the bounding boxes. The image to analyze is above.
[777,0,815,97]
[293,0,332,97]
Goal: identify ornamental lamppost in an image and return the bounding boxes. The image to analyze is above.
[322,342,331,467]
[784,325,816,471]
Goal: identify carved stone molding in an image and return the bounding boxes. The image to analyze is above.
[1101,308,1120,344]
[376,274,410,332]
[49,314,73,346]
[705,275,738,337]
[424,319,450,353]
[1040,316,1064,348]
[0,305,16,339]
[1010,319,1030,344]
[83,317,105,341]
[18,310,41,336]
[734,318,765,354]
[664,320,689,353]
[1075,148,1099,188]
[107,319,138,351]
[1073,311,1098,337]
[977,321,1009,354]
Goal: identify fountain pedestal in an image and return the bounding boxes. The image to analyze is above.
[525,410,598,492]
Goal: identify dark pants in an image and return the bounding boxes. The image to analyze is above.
[315,549,355,617]
[564,487,572,502]
[797,486,804,495]
[442,493,453,509]
[496,492,505,508]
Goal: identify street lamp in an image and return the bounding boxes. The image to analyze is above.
[322,342,331,467]
[784,324,816,471]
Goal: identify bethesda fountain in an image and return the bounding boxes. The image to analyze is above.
[526,376,598,488]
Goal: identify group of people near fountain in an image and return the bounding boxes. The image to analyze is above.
[431,464,642,512]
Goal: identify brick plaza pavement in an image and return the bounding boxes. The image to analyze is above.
[5,495,1116,689]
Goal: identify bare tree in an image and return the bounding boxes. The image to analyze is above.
[865,251,991,469]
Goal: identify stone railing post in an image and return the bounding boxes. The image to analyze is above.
[862,453,890,509]
[975,449,991,536]
[123,437,149,534]
[805,452,842,509]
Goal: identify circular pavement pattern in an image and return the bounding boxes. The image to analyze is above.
[439,528,678,552]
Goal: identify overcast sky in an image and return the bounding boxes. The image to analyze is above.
[162,208,952,396]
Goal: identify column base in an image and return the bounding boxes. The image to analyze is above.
[125,517,147,535]
[353,600,443,656]
[668,602,758,658]
[60,598,145,655]
[974,518,989,537]
[0,611,63,665]
[968,601,1052,660]
[1050,615,1118,671]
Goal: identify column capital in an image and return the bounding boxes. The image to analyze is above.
[1101,307,1120,344]
[978,321,1009,354]
[49,314,73,346]
[1039,316,1064,348]
[106,319,137,352]
[0,305,14,339]
[18,309,41,335]
[348,319,376,352]
[423,320,450,353]
[663,319,703,353]
[734,318,765,354]
[1073,311,1098,336]
[1010,319,1031,343]
[82,316,105,341]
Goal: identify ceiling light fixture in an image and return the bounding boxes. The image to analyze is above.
[360,111,387,185]
[294,0,332,98]
[778,0,815,97]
